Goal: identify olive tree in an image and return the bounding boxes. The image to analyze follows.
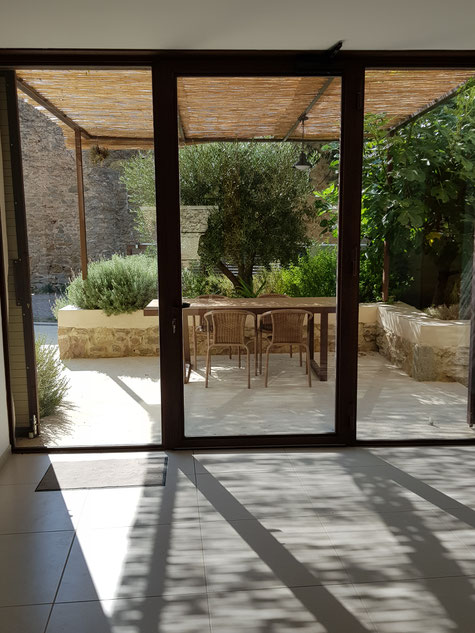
[121,142,315,290]
[180,142,314,289]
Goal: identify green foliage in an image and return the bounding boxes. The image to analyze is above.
[235,277,266,298]
[278,247,337,297]
[51,295,70,320]
[314,79,475,305]
[424,304,460,320]
[180,142,314,288]
[120,152,156,242]
[255,247,337,297]
[65,255,157,316]
[35,336,69,418]
[181,265,234,298]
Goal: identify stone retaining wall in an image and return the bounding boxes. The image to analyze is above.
[57,306,378,360]
[375,303,470,386]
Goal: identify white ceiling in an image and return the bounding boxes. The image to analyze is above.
[1,0,474,51]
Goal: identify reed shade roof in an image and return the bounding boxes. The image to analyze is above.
[16,69,475,149]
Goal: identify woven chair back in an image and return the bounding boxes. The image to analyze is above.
[269,310,311,344]
[258,294,288,328]
[207,310,249,345]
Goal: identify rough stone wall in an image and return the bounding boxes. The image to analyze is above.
[59,326,159,359]
[19,98,138,290]
[376,324,469,386]
[58,319,377,359]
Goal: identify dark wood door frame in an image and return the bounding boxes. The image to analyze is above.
[0,50,473,452]
[153,58,364,450]
[2,70,39,439]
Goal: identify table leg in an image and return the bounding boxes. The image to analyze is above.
[308,312,315,361]
[319,312,328,381]
[310,312,329,381]
[182,312,192,384]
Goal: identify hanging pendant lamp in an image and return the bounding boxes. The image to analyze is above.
[293,114,312,172]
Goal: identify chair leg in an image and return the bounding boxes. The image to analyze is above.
[299,347,303,367]
[254,339,258,376]
[229,347,232,359]
[304,346,308,374]
[205,348,211,388]
[247,347,251,389]
[265,344,272,387]
[290,344,293,358]
[238,346,241,368]
[305,345,311,387]
[259,331,263,375]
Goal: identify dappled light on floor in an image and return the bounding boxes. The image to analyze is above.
[3,448,475,630]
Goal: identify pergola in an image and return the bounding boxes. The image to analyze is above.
[15,68,475,279]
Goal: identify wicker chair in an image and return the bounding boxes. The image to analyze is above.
[260,309,313,388]
[203,310,257,388]
[192,295,233,370]
[258,293,301,373]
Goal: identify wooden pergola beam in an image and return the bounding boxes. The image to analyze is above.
[282,77,335,142]
[178,113,186,142]
[16,76,92,139]
[73,135,339,150]
[389,81,466,133]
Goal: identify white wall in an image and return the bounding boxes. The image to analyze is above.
[0,0,474,50]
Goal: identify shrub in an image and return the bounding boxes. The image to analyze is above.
[35,336,69,417]
[181,265,234,298]
[276,247,338,297]
[424,304,460,320]
[65,255,158,316]
[51,295,70,320]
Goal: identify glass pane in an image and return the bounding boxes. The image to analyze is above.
[16,68,161,447]
[177,76,341,437]
[357,69,475,440]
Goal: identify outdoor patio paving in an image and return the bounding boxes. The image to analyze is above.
[17,326,475,447]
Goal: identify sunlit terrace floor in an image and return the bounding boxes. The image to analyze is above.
[17,325,474,448]
[3,446,475,632]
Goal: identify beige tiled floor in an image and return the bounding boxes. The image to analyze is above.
[2,447,475,632]
[17,350,474,448]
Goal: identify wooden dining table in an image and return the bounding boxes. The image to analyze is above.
[144,296,336,383]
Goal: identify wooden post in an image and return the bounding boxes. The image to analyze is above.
[382,240,390,301]
[75,129,88,280]
[467,227,475,427]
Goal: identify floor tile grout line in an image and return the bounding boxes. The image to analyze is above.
[43,531,78,632]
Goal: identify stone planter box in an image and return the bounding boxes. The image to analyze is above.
[58,303,379,360]
[58,307,160,359]
[375,302,470,385]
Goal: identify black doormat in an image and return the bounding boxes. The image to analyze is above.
[36,456,168,491]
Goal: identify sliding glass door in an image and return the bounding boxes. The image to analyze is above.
[153,59,364,448]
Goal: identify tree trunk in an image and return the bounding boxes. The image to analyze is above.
[237,263,254,291]
[432,268,454,306]
[217,261,240,289]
